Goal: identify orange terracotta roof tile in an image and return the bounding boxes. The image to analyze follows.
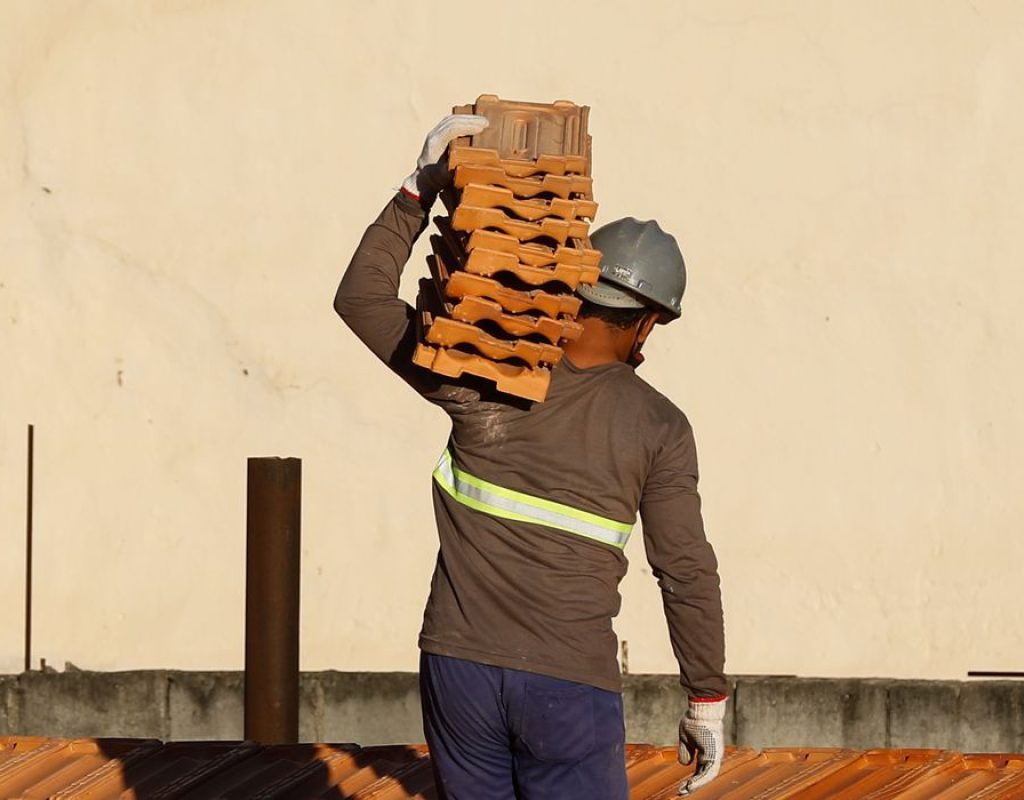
[450,295,584,346]
[0,737,161,799]
[424,316,563,368]
[452,205,589,245]
[435,218,600,272]
[469,94,591,163]
[453,164,594,200]
[2,739,1024,799]
[464,247,599,291]
[443,270,582,319]
[448,145,589,178]
[412,343,551,403]
[459,183,598,222]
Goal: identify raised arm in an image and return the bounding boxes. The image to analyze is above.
[334,114,488,383]
[333,190,428,364]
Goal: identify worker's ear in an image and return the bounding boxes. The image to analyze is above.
[634,312,659,346]
[625,311,660,368]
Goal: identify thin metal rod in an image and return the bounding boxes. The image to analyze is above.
[25,424,34,674]
[244,457,301,744]
[967,671,1024,678]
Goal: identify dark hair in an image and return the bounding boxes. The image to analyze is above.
[578,299,652,330]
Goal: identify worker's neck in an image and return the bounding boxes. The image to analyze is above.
[562,316,637,368]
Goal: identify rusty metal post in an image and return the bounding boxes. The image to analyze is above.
[25,424,34,673]
[245,457,301,744]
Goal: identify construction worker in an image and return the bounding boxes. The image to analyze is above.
[335,115,727,799]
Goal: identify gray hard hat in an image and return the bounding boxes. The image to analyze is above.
[576,217,686,322]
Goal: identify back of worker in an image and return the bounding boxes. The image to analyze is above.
[422,355,694,694]
[335,113,727,800]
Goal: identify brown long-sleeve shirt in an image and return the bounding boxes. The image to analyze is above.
[335,192,726,696]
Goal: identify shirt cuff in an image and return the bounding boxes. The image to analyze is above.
[395,187,428,216]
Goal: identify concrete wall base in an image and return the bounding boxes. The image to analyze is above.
[2,672,1021,752]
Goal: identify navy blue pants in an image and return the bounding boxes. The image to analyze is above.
[419,652,629,800]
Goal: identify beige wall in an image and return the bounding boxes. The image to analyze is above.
[2,1,1022,679]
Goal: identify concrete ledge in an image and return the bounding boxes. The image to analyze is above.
[888,680,1024,753]
[958,681,1024,753]
[312,672,422,745]
[734,676,888,749]
[888,680,961,749]
[0,674,14,735]
[10,670,169,739]
[1,672,1022,752]
[167,671,244,741]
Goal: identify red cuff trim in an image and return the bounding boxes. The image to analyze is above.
[399,186,420,203]
[689,694,728,703]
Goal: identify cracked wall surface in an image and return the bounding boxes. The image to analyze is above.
[1,2,1023,680]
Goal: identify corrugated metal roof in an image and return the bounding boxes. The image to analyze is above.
[1,737,1022,798]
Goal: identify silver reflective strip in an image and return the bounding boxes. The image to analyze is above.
[433,450,632,549]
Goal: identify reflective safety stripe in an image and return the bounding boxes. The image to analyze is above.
[432,448,634,549]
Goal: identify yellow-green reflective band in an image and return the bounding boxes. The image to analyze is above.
[432,449,633,549]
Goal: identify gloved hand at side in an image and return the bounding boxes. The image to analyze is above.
[400,114,489,207]
[677,695,727,795]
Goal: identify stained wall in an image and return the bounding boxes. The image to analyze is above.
[2,1,1022,678]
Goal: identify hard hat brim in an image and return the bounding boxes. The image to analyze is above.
[576,279,647,310]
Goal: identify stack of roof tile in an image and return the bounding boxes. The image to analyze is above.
[413,94,601,403]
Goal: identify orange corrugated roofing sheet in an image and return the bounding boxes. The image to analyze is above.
[1,737,1023,799]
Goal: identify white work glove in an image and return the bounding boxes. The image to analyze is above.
[678,696,727,795]
[400,114,489,205]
